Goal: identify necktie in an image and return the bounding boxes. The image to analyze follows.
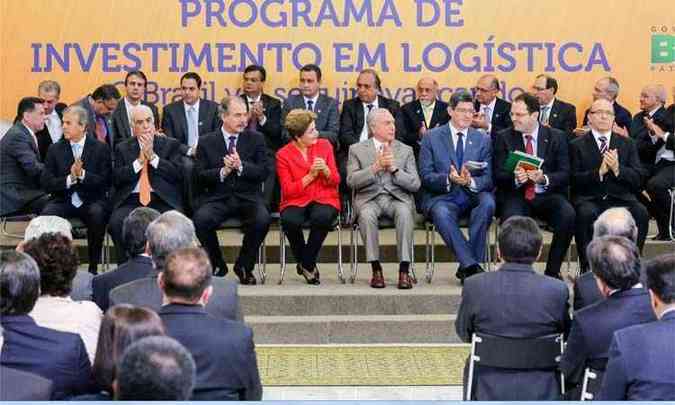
[71,144,83,208]
[187,106,198,147]
[598,136,608,155]
[366,104,375,138]
[483,105,492,124]
[456,132,464,169]
[524,135,535,201]
[247,100,258,131]
[139,149,151,206]
[540,106,550,124]
[95,116,108,144]
[306,99,314,112]
[367,104,374,114]
[227,136,237,155]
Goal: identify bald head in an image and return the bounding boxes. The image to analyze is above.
[639,85,667,112]
[587,99,614,133]
[416,77,438,105]
[593,207,638,242]
[476,75,500,105]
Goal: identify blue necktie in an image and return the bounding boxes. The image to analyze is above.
[456,132,464,170]
[187,106,198,147]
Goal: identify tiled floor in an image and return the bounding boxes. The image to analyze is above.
[263,385,463,401]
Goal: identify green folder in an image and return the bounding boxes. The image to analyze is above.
[504,150,544,172]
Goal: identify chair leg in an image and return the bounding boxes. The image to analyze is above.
[409,234,417,284]
[278,226,286,285]
[669,189,675,241]
[349,224,358,284]
[336,224,345,284]
[257,237,266,285]
[425,223,432,282]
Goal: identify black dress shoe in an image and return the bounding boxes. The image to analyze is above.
[213,266,228,277]
[464,264,485,279]
[234,268,257,285]
[455,266,468,281]
[297,264,320,285]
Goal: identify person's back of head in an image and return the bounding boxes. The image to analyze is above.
[497,216,543,265]
[22,233,78,297]
[160,247,212,305]
[115,336,195,401]
[593,207,638,243]
[122,207,160,258]
[587,236,641,294]
[0,250,41,315]
[146,210,196,271]
[645,253,675,319]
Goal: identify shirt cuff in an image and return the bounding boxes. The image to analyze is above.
[79,170,86,182]
[468,178,478,192]
[236,163,244,176]
[220,167,226,182]
[258,115,267,127]
[133,159,143,173]
[66,175,75,189]
[150,155,160,169]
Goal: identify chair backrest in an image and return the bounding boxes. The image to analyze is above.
[473,332,563,370]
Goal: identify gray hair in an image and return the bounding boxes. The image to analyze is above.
[587,236,641,290]
[37,80,61,96]
[593,207,638,243]
[601,77,620,99]
[130,104,154,122]
[218,95,245,116]
[62,105,89,127]
[644,84,668,105]
[24,216,72,242]
[366,107,393,134]
[145,211,196,271]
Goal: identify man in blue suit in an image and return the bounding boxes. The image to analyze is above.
[599,253,675,400]
[419,90,495,281]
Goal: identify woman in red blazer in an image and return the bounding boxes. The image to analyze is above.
[277,109,340,284]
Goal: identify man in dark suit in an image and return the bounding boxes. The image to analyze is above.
[561,236,656,397]
[193,96,271,284]
[599,253,675,400]
[73,84,121,150]
[0,250,92,400]
[109,210,242,320]
[494,93,574,279]
[36,80,67,161]
[456,216,570,400]
[158,247,262,401]
[0,366,53,401]
[0,97,50,216]
[532,74,577,139]
[631,84,674,240]
[578,77,632,138]
[400,77,450,158]
[40,105,112,275]
[92,207,159,311]
[570,99,649,273]
[111,70,160,143]
[108,104,183,263]
[419,90,495,281]
[472,74,512,141]
[282,64,339,147]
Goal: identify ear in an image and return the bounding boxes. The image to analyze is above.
[594,275,610,298]
[157,272,165,290]
[648,289,661,319]
[200,285,213,306]
[144,241,151,256]
[495,246,503,264]
[535,243,543,262]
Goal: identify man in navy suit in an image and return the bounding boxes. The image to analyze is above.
[0,250,92,400]
[532,74,577,139]
[472,74,512,141]
[41,105,112,275]
[158,247,262,401]
[0,366,53,401]
[456,216,570,400]
[599,253,675,400]
[561,236,656,397]
[400,77,450,158]
[92,207,159,311]
[419,90,495,281]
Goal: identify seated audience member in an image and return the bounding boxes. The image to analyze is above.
[35,80,67,162]
[455,216,570,401]
[73,84,121,148]
[0,251,92,399]
[92,207,159,311]
[0,366,53,401]
[419,90,495,283]
[23,233,102,363]
[0,97,50,216]
[578,77,632,137]
[111,70,160,141]
[109,104,183,263]
[471,74,513,140]
[573,207,639,310]
[494,93,574,279]
[400,77,450,158]
[193,96,271,284]
[531,74,577,139]
[599,253,675,400]
[561,236,656,397]
[109,210,242,321]
[159,247,263,400]
[570,98,648,273]
[277,109,340,285]
[115,336,196,401]
[88,305,165,400]
[40,105,112,275]
[347,108,420,289]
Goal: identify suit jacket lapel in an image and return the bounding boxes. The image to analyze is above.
[119,102,132,139]
[440,125,457,168]
[430,100,445,129]
[585,134,603,166]
[314,95,325,115]
[174,102,189,140]
[413,100,426,127]
[355,100,365,133]
[537,126,550,159]
[511,130,525,152]
[550,99,561,126]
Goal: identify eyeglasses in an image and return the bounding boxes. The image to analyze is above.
[589,110,614,117]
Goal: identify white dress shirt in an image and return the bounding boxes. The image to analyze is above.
[132,139,159,193]
[45,110,63,143]
[647,107,674,163]
[124,97,141,130]
[304,94,320,111]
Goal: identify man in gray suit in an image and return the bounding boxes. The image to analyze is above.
[281,64,339,146]
[109,210,242,321]
[347,108,421,289]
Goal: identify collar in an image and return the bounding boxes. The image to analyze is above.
[47,109,60,120]
[183,100,199,112]
[448,122,469,137]
[39,294,75,303]
[221,127,239,140]
[372,137,387,151]
[21,122,36,138]
[542,98,555,110]
[480,97,497,111]
[499,262,536,273]
[304,94,320,106]
[125,96,141,109]
[69,135,86,149]
[661,307,675,320]
[608,282,644,297]
[246,93,261,103]
[0,314,37,325]
[420,100,436,110]
[591,129,612,142]
[362,98,379,109]
[647,106,662,118]
[523,123,540,141]
[159,302,207,314]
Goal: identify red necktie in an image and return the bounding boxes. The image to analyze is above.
[524,135,535,201]
[95,117,108,144]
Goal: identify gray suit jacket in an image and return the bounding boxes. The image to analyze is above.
[70,270,93,301]
[346,139,420,214]
[108,273,243,321]
[282,94,339,146]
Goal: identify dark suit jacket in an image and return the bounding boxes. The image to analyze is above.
[159,304,262,401]
[108,272,243,321]
[35,102,67,162]
[0,366,54,401]
[400,99,450,155]
[494,125,570,198]
[474,98,513,140]
[631,107,674,171]
[112,135,183,210]
[40,135,112,204]
[561,287,656,386]
[338,95,404,155]
[162,98,222,148]
[0,123,46,215]
[242,93,283,152]
[599,311,675,400]
[583,101,632,132]
[0,315,92,400]
[455,262,571,401]
[111,99,160,142]
[194,129,269,207]
[573,271,604,311]
[282,94,339,146]
[547,98,577,138]
[73,97,118,150]
[92,255,154,311]
[570,132,645,204]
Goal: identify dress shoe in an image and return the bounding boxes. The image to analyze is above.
[213,266,228,277]
[234,268,257,285]
[370,269,386,288]
[397,271,412,290]
[455,266,469,281]
[296,264,320,285]
[464,264,485,278]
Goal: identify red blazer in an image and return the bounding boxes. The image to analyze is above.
[276,138,341,212]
